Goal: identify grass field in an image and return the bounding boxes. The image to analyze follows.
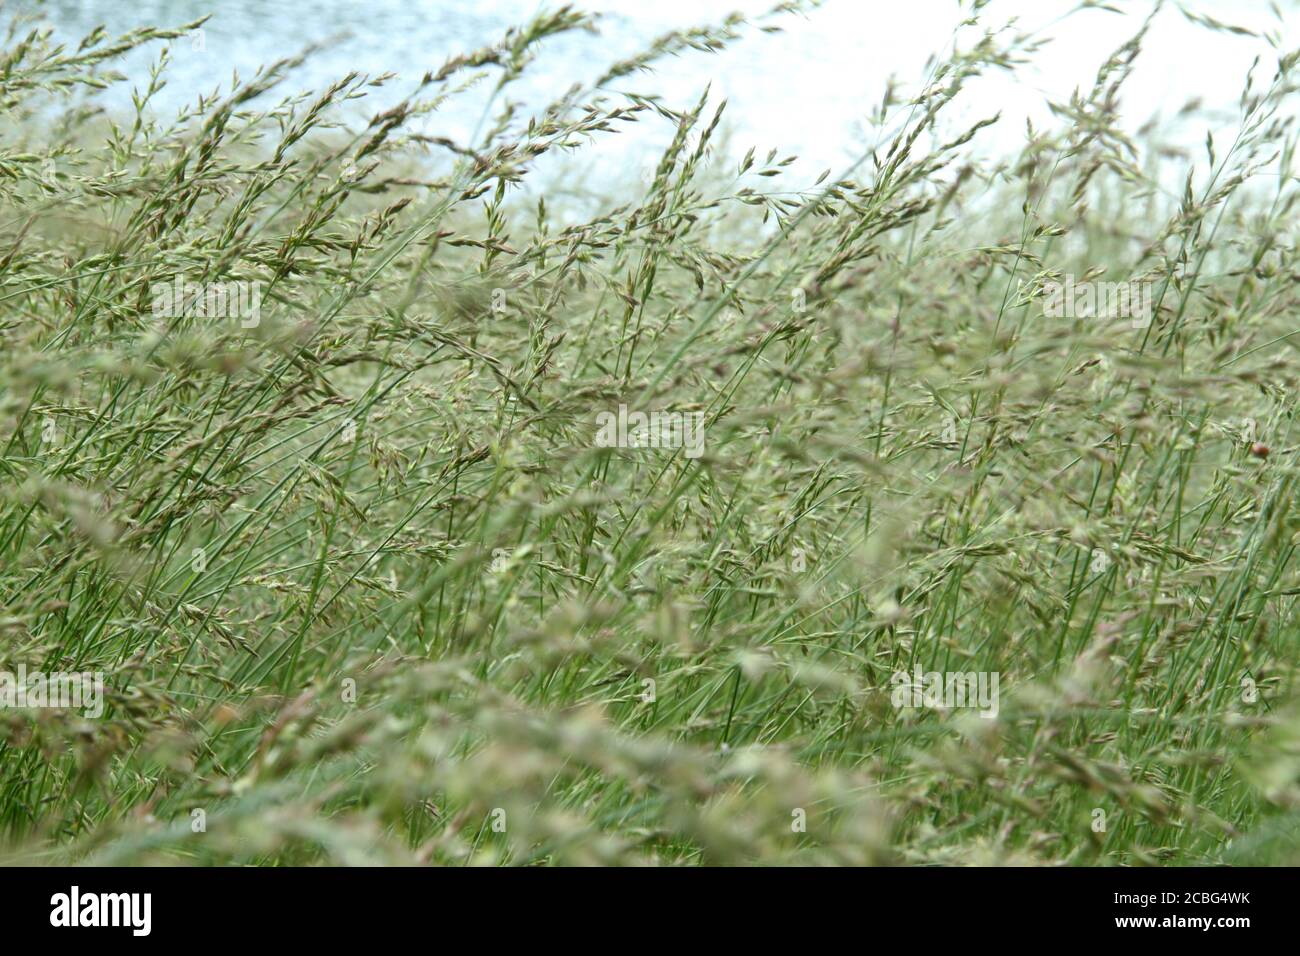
[1,2,1299,865]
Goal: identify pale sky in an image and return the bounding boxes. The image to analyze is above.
[554,0,1294,173]
[19,0,1296,186]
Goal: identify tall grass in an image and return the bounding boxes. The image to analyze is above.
[1,0,1298,865]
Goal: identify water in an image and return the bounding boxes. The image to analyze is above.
[9,0,1295,190]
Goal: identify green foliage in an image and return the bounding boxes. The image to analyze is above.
[0,2,1298,865]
